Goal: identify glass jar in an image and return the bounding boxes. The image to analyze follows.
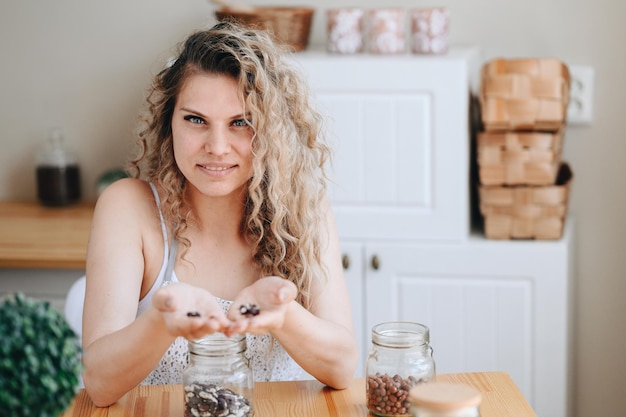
[366,322,436,417]
[35,127,81,207]
[409,382,481,417]
[183,333,254,417]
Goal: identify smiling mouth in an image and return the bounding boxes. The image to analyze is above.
[199,164,235,171]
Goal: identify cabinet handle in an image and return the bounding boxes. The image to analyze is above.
[341,254,350,270]
[371,255,380,270]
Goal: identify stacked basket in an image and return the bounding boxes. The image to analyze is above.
[477,58,573,240]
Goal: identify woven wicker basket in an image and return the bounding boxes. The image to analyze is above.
[479,58,570,132]
[479,163,572,240]
[215,7,314,52]
[477,128,564,186]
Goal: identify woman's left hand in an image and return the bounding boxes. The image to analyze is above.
[225,276,297,336]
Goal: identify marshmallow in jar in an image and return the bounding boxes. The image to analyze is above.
[410,7,450,55]
[366,8,406,54]
[327,8,364,54]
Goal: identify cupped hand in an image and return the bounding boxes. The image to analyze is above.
[225,276,298,336]
[153,282,231,340]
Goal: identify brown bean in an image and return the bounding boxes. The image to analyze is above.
[366,373,432,416]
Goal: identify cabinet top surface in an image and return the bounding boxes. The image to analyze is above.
[291,45,483,93]
[0,201,94,269]
[297,44,482,62]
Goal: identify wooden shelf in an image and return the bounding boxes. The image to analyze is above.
[0,201,94,269]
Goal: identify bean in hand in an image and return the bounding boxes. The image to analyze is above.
[239,304,260,317]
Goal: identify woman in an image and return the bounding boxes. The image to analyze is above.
[81,21,358,407]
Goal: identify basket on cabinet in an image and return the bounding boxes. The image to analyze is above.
[479,58,570,131]
[215,7,314,52]
[477,128,564,186]
[479,163,572,240]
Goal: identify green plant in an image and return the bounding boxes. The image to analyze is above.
[0,293,82,417]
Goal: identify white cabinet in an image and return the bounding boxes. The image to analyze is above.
[340,242,367,377]
[295,49,573,417]
[355,222,574,417]
[293,48,481,240]
[343,224,574,417]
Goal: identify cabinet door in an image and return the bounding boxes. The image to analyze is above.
[363,235,572,417]
[294,50,479,240]
[339,241,366,377]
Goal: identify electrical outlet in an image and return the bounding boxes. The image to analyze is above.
[567,65,594,125]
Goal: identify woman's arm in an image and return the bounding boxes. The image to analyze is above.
[227,201,358,388]
[81,180,230,406]
[271,202,358,388]
[81,179,174,406]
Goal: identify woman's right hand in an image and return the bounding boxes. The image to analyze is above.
[225,276,298,336]
[152,282,232,340]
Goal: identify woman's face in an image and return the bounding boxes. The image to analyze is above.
[171,72,254,201]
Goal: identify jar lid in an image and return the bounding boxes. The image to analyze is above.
[409,383,481,411]
[36,128,77,167]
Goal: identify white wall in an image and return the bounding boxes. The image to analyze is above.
[1,1,625,416]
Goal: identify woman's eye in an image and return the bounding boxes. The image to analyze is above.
[232,119,249,128]
[183,115,204,125]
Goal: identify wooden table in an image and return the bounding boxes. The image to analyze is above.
[60,372,537,417]
[0,201,94,269]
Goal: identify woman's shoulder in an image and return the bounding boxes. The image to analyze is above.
[100,177,150,196]
[93,178,157,221]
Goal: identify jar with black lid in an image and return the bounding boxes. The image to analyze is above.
[183,333,254,417]
[366,322,436,417]
[35,128,81,207]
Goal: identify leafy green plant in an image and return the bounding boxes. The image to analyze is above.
[0,293,82,417]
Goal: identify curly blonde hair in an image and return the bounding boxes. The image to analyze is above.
[129,21,331,309]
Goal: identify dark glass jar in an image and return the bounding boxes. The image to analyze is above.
[366,322,436,417]
[35,128,81,207]
[183,334,254,417]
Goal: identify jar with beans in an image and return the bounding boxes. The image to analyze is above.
[183,334,254,417]
[366,322,436,417]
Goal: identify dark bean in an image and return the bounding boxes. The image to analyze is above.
[239,303,260,317]
[187,311,201,317]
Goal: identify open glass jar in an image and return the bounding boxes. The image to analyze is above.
[183,333,254,417]
[366,322,436,417]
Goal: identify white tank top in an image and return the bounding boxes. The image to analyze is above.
[138,183,305,385]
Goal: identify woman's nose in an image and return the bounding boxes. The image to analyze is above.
[204,126,230,155]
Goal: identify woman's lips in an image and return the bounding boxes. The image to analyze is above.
[198,163,237,175]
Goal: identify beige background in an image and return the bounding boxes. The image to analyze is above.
[1,1,624,415]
